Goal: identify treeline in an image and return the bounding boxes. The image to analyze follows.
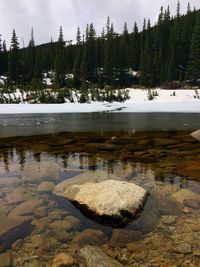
[1,1,200,90]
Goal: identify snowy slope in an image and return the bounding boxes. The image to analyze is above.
[0,89,199,114]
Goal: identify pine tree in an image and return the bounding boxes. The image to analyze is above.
[140,20,153,86]
[8,29,20,84]
[0,35,3,75]
[186,14,200,82]
[103,17,115,84]
[23,28,36,84]
[54,26,65,88]
[1,40,8,74]
[73,26,82,88]
[176,1,181,18]
[87,23,97,81]
[187,2,191,14]
[58,26,65,46]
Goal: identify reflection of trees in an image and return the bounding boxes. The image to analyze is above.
[33,152,41,163]
[16,148,26,171]
[2,151,9,173]
[0,131,197,179]
[61,152,70,169]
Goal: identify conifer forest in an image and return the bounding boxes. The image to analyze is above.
[0,2,200,103]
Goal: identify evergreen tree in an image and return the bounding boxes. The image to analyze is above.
[176,1,181,18]
[103,17,115,84]
[2,40,8,74]
[73,26,82,87]
[87,23,97,81]
[0,3,199,91]
[0,35,3,75]
[23,28,36,84]
[54,26,65,87]
[8,29,20,84]
[186,14,200,82]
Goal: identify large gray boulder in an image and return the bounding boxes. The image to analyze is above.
[191,129,200,141]
[58,179,147,226]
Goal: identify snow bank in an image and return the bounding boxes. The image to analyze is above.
[0,89,199,114]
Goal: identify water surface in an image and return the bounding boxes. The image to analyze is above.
[0,112,200,138]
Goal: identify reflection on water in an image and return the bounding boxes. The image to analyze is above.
[0,131,200,266]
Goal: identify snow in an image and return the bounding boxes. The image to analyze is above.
[0,89,199,114]
[43,78,52,86]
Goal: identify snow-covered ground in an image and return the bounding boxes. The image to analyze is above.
[0,89,199,114]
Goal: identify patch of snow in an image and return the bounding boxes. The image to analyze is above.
[43,78,52,86]
[0,88,199,114]
[66,74,74,79]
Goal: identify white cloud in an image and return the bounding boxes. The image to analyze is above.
[0,0,199,47]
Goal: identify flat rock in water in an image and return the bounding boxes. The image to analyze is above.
[191,129,200,141]
[70,229,108,249]
[8,199,43,218]
[172,189,200,204]
[60,179,147,226]
[37,181,55,193]
[0,217,33,252]
[5,187,28,205]
[21,161,60,183]
[77,245,123,267]
[109,229,143,247]
[177,160,200,180]
[49,216,80,231]
[0,177,21,188]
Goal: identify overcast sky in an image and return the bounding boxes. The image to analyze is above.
[0,0,200,47]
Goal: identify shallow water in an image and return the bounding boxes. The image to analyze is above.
[0,131,200,266]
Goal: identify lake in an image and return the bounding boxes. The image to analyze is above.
[0,113,200,266]
[0,112,200,138]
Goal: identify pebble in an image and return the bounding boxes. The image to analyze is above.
[52,253,74,267]
[0,252,13,267]
[173,243,192,254]
[160,215,177,225]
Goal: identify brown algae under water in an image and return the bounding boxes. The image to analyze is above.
[0,130,200,266]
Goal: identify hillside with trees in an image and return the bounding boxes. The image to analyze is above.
[0,2,200,103]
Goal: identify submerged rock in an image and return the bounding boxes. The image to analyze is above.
[21,161,60,184]
[0,252,13,267]
[37,181,55,193]
[109,229,143,247]
[177,160,200,180]
[49,216,80,231]
[0,217,33,252]
[8,199,43,218]
[59,179,147,226]
[5,187,28,205]
[77,245,123,267]
[0,177,21,188]
[191,129,200,141]
[172,189,200,204]
[173,243,192,254]
[70,229,108,249]
[52,253,74,267]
